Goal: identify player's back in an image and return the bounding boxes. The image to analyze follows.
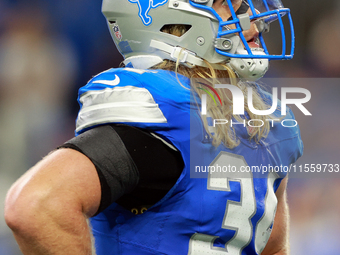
[76,68,302,255]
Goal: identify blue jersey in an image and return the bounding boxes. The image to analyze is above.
[75,68,303,255]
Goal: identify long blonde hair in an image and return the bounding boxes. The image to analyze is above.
[154,25,272,148]
[152,59,273,148]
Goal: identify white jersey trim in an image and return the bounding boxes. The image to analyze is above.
[76,86,167,133]
[150,133,178,151]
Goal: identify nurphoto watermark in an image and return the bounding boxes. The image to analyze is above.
[200,85,311,128]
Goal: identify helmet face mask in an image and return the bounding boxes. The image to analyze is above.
[102,0,294,80]
[208,0,294,60]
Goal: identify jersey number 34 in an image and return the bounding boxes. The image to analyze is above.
[188,152,280,255]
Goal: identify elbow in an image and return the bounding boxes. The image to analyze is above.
[4,183,23,232]
[4,182,47,235]
[5,179,84,237]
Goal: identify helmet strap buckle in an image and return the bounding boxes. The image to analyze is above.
[170,47,189,63]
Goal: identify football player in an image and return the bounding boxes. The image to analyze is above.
[5,0,302,254]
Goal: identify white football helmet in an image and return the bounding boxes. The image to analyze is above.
[102,0,294,80]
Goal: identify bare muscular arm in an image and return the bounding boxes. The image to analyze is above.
[4,148,101,255]
[262,177,290,255]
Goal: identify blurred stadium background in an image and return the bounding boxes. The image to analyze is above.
[1,0,339,254]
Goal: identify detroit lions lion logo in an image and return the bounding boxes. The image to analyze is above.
[128,0,168,26]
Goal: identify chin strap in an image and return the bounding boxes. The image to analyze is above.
[149,40,226,70]
[124,40,269,81]
[228,48,269,81]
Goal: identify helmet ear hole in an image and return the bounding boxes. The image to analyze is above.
[160,24,192,37]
